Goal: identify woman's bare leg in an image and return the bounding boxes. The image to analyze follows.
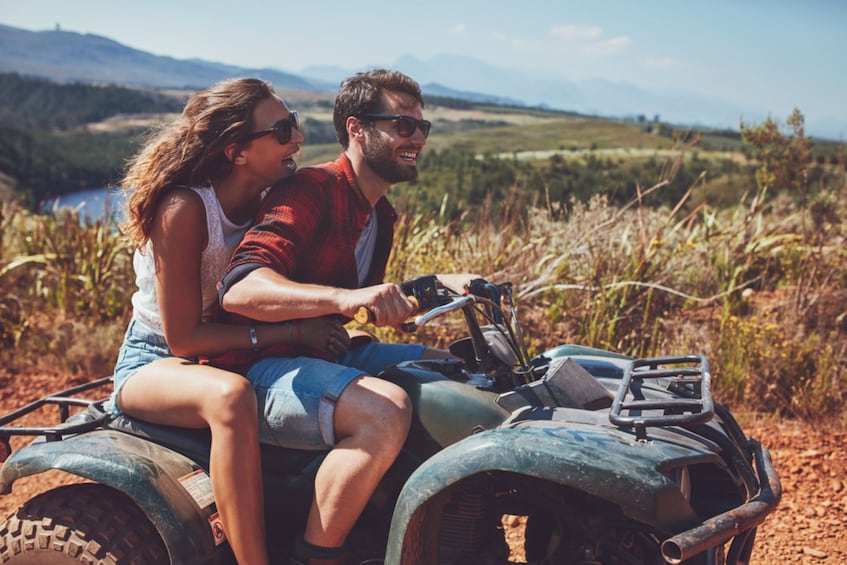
[118,358,268,565]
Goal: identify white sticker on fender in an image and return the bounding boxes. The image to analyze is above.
[208,511,227,546]
[178,469,215,509]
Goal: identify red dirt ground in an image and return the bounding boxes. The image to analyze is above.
[1,371,845,564]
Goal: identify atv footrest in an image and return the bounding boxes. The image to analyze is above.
[609,355,714,436]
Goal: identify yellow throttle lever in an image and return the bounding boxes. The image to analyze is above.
[354,296,419,325]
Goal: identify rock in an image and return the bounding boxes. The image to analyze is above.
[801,546,828,559]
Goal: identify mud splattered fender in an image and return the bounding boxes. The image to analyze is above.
[385,423,712,564]
[0,429,221,564]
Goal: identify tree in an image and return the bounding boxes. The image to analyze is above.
[740,108,811,210]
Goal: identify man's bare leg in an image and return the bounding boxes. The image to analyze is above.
[303,376,411,548]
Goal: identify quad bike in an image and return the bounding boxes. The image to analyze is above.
[0,276,780,564]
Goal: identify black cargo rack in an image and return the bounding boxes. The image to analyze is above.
[609,355,714,440]
[0,376,113,444]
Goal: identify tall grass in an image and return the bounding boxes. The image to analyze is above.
[1,145,845,424]
[387,146,847,424]
[0,200,132,375]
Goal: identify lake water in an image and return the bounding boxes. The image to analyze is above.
[41,187,127,223]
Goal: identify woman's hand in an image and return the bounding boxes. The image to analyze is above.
[294,317,351,357]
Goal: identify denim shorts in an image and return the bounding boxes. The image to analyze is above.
[106,319,181,416]
[246,342,425,450]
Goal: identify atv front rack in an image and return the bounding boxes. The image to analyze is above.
[609,355,714,440]
[0,376,113,454]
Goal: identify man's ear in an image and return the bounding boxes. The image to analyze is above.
[347,116,365,143]
[224,142,246,164]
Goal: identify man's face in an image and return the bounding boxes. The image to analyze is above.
[361,90,427,184]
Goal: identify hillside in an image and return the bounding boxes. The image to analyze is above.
[0,73,184,131]
[0,73,186,205]
[1,63,841,218]
[0,24,314,91]
[0,69,701,209]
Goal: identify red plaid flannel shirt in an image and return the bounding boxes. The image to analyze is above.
[210,153,397,373]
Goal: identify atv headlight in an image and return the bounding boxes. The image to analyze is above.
[484,328,518,367]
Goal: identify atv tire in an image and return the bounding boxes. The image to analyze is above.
[0,483,168,564]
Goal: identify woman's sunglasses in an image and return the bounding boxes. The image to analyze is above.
[244,111,300,144]
[357,114,432,139]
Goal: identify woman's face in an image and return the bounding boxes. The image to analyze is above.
[241,94,304,187]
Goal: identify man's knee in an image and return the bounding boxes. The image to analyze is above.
[374,383,412,433]
[335,377,411,441]
[366,378,411,425]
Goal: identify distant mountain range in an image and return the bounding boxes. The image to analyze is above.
[0,23,314,91]
[1,23,843,139]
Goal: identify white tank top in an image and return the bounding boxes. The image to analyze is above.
[130,186,251,335]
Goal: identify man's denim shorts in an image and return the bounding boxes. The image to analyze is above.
[246,342,425,450]
[106,319,177,416]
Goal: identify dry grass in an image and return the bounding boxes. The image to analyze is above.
[1,145,845,422]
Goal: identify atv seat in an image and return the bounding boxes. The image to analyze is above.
[108,414,325,476]
[109,414,213,464]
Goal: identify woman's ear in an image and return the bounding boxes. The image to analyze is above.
[224,142,246,164]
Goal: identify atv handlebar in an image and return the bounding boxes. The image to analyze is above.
[353,276,531,380]
[413,294,477,327]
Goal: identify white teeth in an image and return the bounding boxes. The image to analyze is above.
[399,152,417,162]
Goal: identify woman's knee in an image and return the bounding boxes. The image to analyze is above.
[208,376,257,426]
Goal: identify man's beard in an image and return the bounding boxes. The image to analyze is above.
[362,131,418,184]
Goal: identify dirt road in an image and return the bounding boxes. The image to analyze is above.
[1,372,844,563]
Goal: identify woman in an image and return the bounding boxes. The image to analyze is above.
[110,78,349,565]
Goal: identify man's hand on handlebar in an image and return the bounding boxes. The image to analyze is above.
[344,283,417,328]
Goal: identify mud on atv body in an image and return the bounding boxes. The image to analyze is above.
[0,277,780,564]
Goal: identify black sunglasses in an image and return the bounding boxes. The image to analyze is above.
[243,111,300,144]
[357,114,431,139]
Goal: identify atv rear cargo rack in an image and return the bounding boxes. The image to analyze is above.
[609,355,713,440]
[0,376,113,455]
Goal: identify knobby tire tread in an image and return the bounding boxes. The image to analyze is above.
[0,483,168,564]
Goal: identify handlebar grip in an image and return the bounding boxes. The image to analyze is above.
[354,296,419,325]
[354,306,373,324]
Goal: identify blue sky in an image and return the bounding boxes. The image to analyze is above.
[2,0,845,135]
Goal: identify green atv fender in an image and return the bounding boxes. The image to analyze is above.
[0,429,222,564]
[384,422,709,564]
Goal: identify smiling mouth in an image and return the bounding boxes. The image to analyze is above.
[398,150,418,164]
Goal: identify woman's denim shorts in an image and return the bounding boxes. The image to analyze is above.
[106,319,179,416]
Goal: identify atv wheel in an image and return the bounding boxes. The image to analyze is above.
[0,483,168,564]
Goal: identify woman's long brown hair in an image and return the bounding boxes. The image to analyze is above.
[121,78,274,248]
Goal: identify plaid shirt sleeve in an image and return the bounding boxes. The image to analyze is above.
[219,169,327,297]
[210,155,399,373]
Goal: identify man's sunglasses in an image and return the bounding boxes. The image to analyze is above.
[357,114,431,139]
[243,111,300,144]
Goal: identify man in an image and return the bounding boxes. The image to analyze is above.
[216,69,468,565]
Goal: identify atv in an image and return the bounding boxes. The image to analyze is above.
[0,276,780,564]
